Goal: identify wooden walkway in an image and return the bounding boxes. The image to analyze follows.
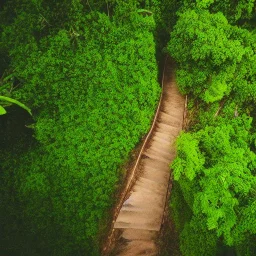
[106,59,185,256]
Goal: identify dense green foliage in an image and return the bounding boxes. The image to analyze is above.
[168,1,256,255]
[1,0,256,255]
[0,1,161,255]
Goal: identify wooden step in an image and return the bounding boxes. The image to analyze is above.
[140,158,170,173]
[158,111,183,127]
[156,122,180,136]
[135,177,168,196]
[150,134,175,146]
[145,148,175,163]
[143,150,173,164]
[140,166,170,184]
[120,229,157,240]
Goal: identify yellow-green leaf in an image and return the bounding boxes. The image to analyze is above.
[0,105,7,115]
[0,96,32,116]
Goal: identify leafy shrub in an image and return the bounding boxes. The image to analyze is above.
[0,1,160,255]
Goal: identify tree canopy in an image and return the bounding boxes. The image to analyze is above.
[168,1,256,255]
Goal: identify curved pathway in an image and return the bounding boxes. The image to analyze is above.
[107,58,185,256]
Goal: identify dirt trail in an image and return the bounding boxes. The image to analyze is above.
[105,59,185,256]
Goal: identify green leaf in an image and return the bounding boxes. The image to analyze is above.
[0,105,7,115]
[137,9,152,15]
[0,96,32,116]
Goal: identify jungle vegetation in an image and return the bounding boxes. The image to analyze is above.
[169,1,256,256]
[0,0,255,256]
[0,1,161,255]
